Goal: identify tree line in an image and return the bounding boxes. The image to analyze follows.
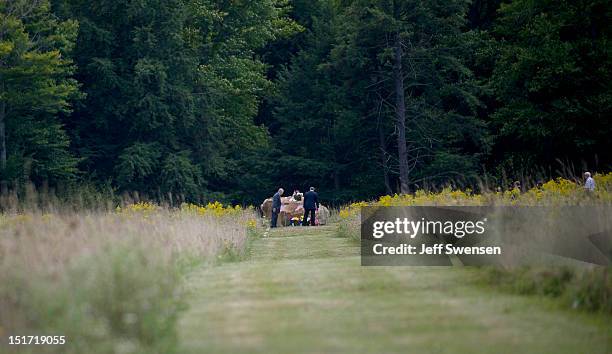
[0,0,610,205]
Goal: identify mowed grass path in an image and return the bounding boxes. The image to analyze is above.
[178,226,611,354]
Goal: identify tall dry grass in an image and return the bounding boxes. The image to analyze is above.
[0,205,256,354]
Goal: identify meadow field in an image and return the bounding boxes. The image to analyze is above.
[1,174,611,354]
[0,201,257,354]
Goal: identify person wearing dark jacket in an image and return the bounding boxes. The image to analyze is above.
[302,187,319,226]
[271,188,284,228]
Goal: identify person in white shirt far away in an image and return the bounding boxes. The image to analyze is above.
[584,172,596,192]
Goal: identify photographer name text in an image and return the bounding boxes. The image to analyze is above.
[372,243,501,255]
[369,217,501,256]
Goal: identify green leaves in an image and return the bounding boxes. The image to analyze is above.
[0,0,81,183]
[54,0,300,201]
[2,0,610,202]
[160,152,202,197]
[116,143,162,189]
[115,144,203,197]
[490,0,612,170]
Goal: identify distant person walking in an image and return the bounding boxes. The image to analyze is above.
[302,187,319,226]
[584,172,596,192]
[271,188,284,228]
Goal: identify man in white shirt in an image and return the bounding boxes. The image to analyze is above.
[584,172,596,192]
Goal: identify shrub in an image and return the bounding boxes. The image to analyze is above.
[481,266,611,314]
[483,267,575,297]
[567,268,612,313]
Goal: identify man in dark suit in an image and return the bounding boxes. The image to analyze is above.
[302,187,319,226]
[271,188,284,228]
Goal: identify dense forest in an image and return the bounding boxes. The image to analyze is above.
[1,0,610,205]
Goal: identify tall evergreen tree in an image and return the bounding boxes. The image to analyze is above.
[185,0,301,202]
[272,1,382,202]
[271,0,491,199]
[63,0,201,198]
[0,0,80,187]
[334,0,489,192]
[61,0,298,201]
[490,0,612,173]
[2,0,609,203]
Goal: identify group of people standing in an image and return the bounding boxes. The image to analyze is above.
[270,187,319,228]
[268,172,597,228]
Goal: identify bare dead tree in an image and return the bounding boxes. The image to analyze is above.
[375,97,392,194]
[393,26,410,194]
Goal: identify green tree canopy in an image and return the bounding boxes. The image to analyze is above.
[490,0,612,173]
[0,0,80,185]
[61,0,298,201]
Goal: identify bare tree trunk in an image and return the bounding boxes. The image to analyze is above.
[377,115,392,194]
[0,92,6,172]
[393,32,410,194]
[0,31,6,193]
[0,83,6,172]
[0,88,7,194]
